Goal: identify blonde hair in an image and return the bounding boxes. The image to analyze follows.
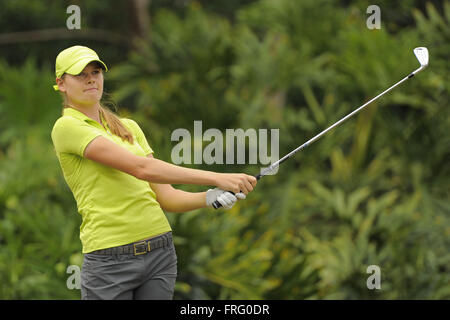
[59,74,134,144]
[98,100,135,145]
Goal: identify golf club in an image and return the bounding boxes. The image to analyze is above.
[213,47,429,209]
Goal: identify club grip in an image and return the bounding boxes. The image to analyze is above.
[212,174,262,209]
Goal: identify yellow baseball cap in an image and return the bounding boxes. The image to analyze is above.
[53,45,108,91]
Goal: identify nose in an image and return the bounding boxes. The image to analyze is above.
[86,74,95,84]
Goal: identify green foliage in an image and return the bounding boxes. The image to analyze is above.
[0,0,448,299]
[0,59,82,299]
[0,129,81,299]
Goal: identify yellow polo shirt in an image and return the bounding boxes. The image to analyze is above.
[51,107,171,253]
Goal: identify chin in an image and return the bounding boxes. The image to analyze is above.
[84,92,102,100]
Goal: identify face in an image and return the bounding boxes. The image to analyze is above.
[56,62,104,107]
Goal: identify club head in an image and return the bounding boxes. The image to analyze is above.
[414,47,429,68]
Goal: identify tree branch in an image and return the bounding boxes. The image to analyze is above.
[0,28,131,46]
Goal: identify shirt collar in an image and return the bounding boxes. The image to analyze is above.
[63,107,108,127]
[63,107,95,123]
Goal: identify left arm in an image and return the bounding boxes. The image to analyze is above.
[147,154,208,213]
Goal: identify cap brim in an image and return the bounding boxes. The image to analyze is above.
[53,58,107,91]
[65,58,108,75]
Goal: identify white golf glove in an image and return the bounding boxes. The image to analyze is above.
[206,188,246,209]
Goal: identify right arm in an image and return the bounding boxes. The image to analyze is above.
[83,136,256,194]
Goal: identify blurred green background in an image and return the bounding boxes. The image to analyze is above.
[0,0,448,299]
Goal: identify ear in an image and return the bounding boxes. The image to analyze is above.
[55,77,66,92]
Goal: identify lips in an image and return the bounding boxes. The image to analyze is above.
[84,88,98,92]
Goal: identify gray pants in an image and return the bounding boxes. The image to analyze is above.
[81,232,177,300]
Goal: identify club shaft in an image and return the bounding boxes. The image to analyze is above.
[258,70,418,178]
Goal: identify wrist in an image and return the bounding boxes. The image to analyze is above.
[201,191,207,208]
[209,172,221,187]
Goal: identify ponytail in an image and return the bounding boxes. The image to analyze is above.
[98,103,134,145]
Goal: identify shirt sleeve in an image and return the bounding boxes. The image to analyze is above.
[122,119,154,156]
[51,117,103,157]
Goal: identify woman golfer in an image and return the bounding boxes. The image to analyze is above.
[51,45,257,300]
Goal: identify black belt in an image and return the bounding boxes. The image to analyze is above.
[89,232,172,256]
